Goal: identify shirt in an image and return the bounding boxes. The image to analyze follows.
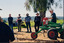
[18,16,22,23]
[51,13,56,23]
[8,17,13,24]
[34,16,41,23]
[25,16,31,22]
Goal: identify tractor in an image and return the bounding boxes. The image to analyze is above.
[31,17,64,40]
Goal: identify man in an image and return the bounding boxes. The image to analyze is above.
[8,14,13,31]
[17,14,22,32]
[34,13,41,32]
[25,13,32,33]
[0,16,15,43]
[49,9,56,23]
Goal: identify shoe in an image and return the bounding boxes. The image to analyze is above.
[26,31,29,33]
[36,29,38,32]
[18,31,21,32]
[30,31,32,33]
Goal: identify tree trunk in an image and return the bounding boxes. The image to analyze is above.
[40,11,46,26]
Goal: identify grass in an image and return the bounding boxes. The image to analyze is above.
[57,20,64,24]
[6,20,64,29]
[13,21,35,29]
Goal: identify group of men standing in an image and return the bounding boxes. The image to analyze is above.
[8,14,22,32]
[8,9,56,33]
[25,13,41,33]
[8,13,41,33]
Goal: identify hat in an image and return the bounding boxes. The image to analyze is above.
[36,13,39,15]
[49,8,53,11]
[26,13,29,15]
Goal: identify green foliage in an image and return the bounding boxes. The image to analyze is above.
[57,20,63,24]
[27,0,54,12]
[25,0,62,12]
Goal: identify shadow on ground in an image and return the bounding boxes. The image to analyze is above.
[17,38,64,43]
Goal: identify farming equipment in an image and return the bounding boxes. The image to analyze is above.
[31,17,64,40]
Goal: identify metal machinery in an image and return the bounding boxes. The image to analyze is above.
[31,17,64,40]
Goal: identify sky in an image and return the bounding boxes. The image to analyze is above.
[0,0,63,18]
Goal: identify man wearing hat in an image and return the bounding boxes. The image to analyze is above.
[25,13,32,33]
[34,13,41,32]
[49,9,57,23]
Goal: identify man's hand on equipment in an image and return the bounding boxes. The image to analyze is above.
[48,19,51,21]
[49,17,53,19]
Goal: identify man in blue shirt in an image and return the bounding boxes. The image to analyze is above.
[25,13,32,33]
[49,9,56,23]
[8,14,13,31]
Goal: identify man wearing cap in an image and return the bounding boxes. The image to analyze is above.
[49,9,57,23]
[25,13,32,33]
[34,13,41,32]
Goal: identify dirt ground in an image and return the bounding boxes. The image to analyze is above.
[12,27,64,43]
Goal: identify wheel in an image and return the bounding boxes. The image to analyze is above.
[47,29,58,40]
[60,30,64,39]
[31,32,37,40]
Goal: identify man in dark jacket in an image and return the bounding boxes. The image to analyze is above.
[34,13,41,32]
[0,17,15,43]
[8,14,13,31]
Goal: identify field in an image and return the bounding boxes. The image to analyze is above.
[5,20,64,29]
[13,27,64,43]
[57,20,63,24]
[8,20,64,43]
[5,20,64,30]
[12,20,64,29]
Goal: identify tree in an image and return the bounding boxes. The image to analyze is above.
[0,8,2,10]
[25,0,62,23]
